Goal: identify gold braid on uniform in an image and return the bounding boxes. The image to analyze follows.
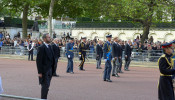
[158,54,173,76]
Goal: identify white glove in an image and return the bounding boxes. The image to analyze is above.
[68,55,70,58]
[104,59,107,62]
[79,55,81,57]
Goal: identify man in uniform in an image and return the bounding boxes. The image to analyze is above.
[158,42,175,100]
[112,37,120,77]
[36,33,55,99]
[66,37,74,74]
[96,40,103,69]
[78,37,87,71]
[103,34,112,82]
[51,38,60,77]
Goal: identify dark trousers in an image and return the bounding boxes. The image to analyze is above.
[158,76,174,100]
[53,58,58,75]
[119,58,122,71]
[96,56,102,68]
[67,58,73,72]
[103,60,112,80]
[40,68,52,99]
[79,54,85,70]
[112,58,120,75]
[125,57,131,70]
[28,50,33,60]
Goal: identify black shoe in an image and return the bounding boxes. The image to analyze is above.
[125,69,130,71]
[112,74,115,76]
[80,69,85,71]
[70,72,74,74]
[104,79,106,81]
[115,74,120,77]
[66,72,70,73]
[119,71,123,73]
[106,79,112,82]
[98,67,102,69]
[53,74,59,77]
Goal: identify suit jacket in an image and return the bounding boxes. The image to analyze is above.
[51,43,60,59]
[118,44,123,57]
[112,42,120,58]
[96,44,103,58]
[36,44,55,75]
[66,42,74,59]
[125,43,132,57]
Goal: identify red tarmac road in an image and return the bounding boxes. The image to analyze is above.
[0,58,159,100]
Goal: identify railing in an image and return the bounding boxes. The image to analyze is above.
[0,46,163,62]
[0,94,43,100]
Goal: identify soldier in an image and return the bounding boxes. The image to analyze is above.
[27,41,34,61]
[112,37,120,77]
[158,42,175,100]
[103,34,112,82]
[78,37,87,71]
[66,37,74,74]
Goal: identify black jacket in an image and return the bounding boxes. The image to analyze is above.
[125,43,132,57]
[118,44,123,57]
[96,44,103,58]
[112,42,120,58]
[51,43,60,59]
[36,44,55,74]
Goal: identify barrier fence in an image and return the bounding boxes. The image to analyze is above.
[0,46,163,62]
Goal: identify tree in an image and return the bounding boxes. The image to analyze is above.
[2,0,41,39]
[48,0,55,37]
[101,0,175,43]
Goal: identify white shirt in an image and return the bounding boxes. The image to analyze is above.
[44,42,49,48]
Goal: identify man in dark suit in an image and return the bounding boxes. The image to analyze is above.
[51,38,60,77]
[118,39,124,73]
[78,37,87,71]
[124,40,132,71]
[27,41,34,61]
[112,37,120,77]
[36,33,55,99]
[96,40,103,69]
[66,37,74,74]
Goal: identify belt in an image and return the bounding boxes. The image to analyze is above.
[160,73,172,76]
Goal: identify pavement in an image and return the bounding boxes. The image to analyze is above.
[0,57,159,100]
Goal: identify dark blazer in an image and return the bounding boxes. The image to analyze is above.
[66,42,74,59]
[96,44,103,58]
[36,44,55,75]
[125,43,132,57]
[119,44,123,57]
[51,43,60,59]
[112,42,120,58]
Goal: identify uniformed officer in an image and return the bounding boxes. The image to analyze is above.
[103,34,112,82]
[158,42,175,100]
[66,37,74,74]
[78,37,87,71]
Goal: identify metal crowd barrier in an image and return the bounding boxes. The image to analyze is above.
[0,46,163,62]
[0,94,44,100]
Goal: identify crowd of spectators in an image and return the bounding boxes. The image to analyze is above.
[0,32,164,57]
